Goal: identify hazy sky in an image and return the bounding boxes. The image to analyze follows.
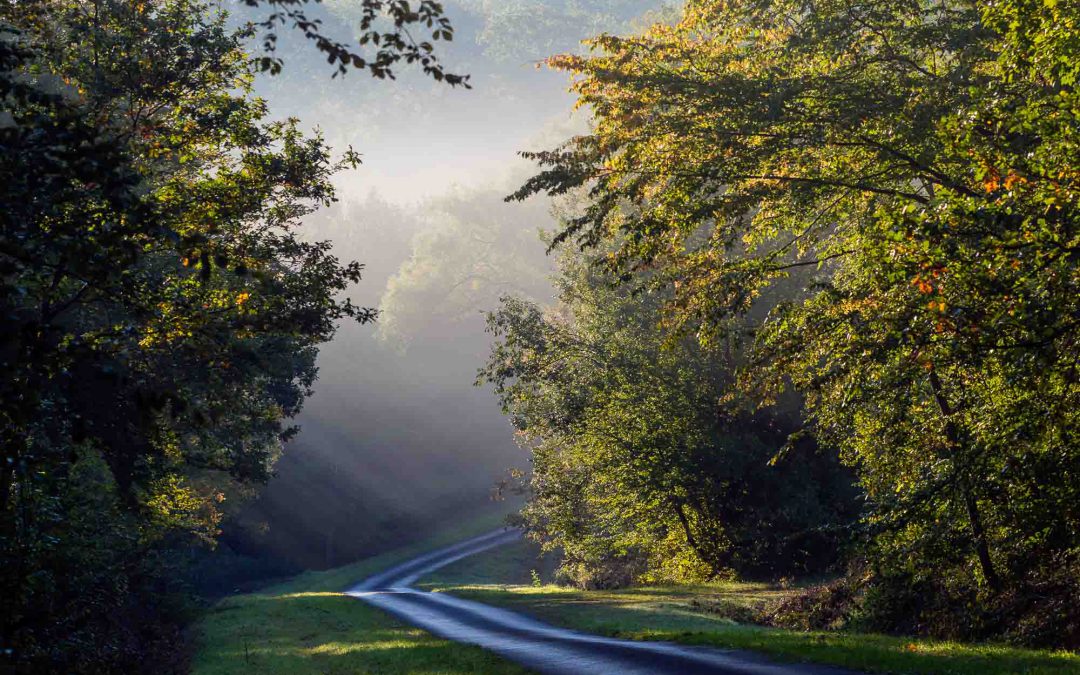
[225,0,670,567]
[248,0,632,203]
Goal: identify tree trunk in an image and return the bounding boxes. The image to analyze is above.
[928,369,1001,590]
[672,499,700,551]
[672,498,724,578]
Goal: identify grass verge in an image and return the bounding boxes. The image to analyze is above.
[192,511,530,675]
[420,539,1080,675]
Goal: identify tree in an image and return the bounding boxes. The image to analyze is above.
[0,0,456,667]
[512,0,1080,645]
[481,246,857,588]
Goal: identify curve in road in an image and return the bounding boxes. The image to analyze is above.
[346,528,861,675]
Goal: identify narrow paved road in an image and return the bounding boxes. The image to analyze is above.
[346,529,861,675]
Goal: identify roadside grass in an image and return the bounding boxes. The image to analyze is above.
[420,530,560,588]
[192,511,530,675]
[421,539,1080,675]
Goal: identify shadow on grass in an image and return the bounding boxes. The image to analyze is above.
[443,586,1080,675]
[669,628,1080,675]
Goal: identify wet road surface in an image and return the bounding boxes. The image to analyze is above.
[346,529,862,675]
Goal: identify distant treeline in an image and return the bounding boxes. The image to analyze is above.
[482,0,1080,650]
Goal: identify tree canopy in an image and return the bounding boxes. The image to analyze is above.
[482,245,858,587]
[502,0,1080,646]
[0,0,464,669]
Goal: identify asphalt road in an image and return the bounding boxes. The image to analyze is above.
[346,529,861,675]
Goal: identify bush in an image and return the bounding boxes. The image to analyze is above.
[554,548,650,590]
[766,578,857,632]
[763,555,1080,650]
[687,597,764,625]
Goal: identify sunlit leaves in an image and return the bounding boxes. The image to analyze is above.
[481,247,857,587]
[513,0,1080,636]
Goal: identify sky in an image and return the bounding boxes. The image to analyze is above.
[221,0,670,568]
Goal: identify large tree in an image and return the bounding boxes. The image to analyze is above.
[0,0,462,668]
[513,0,1080,645]
[481,246,857,588]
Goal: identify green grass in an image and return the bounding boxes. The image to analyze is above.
[420,532,560,589]
[421,539,1080,675]
[193,519,1080,675]
[192,511,531,675]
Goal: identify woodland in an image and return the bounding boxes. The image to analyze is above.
[1,0,1078,672]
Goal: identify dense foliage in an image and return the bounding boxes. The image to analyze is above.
[482,247,858,588]
[499,0,1080,647]
[0,0,458,670]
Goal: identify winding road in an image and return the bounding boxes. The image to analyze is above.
[346,529,861,675]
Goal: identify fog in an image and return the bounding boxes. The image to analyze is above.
[221,0,669,568]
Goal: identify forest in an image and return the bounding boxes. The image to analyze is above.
[485,0,1080,649]
[1,0,1078,672]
